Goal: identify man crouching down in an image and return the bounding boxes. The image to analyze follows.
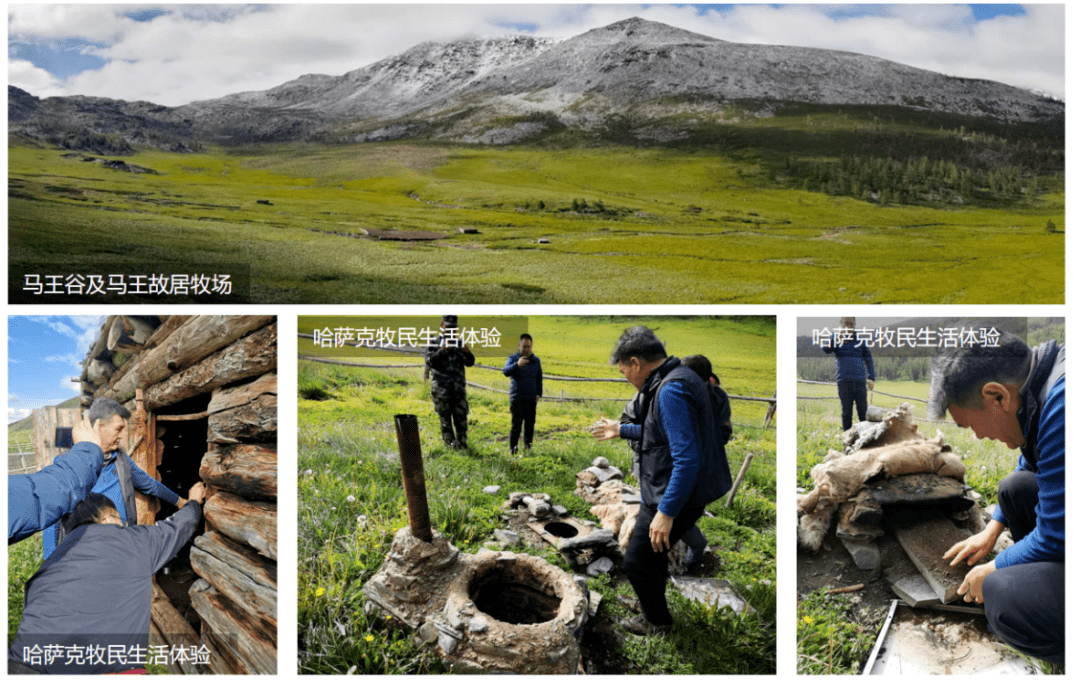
[9,482,206,674]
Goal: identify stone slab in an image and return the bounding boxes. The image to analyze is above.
[891,511,973,604]
[841,538,881,570]
[869,474,973,510]
[889,572,939,607]
[670,577,754,615]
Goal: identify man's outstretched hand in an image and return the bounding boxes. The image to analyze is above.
[590,418,620,441]
[943,520,1004,567]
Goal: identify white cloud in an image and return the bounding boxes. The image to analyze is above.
[61,376,83,394]
[9,407,33,423]
[8,58,64,95]
[24,316,101,358]
[6,5,1065,104]
[45,353,82,366]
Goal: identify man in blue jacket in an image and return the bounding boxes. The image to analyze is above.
[931,332,1064,666]
[502,333,543,455]
[592,326,731,634]
[41,398,185,559]
[822,316,875,430]
[9,483,206,674]
[9,417,105,546]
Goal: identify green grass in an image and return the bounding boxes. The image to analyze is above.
[796,589,876,675]
[8,536,43,644]
[298,316,776,674]
[9,118,1064,303]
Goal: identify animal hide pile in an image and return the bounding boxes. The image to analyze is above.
[575,460,688,569]
[798,404,966,550]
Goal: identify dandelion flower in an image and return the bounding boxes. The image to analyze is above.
[316,587,326,597]
[347,495,356,503]
[365,634,375,643]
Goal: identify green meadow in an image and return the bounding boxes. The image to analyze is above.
[9,109,1063,303]
[298,316,776,673]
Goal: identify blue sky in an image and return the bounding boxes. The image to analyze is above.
[8,4,1063,106]
[8,316,102,423]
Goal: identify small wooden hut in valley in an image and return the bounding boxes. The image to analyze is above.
[33,315,278,674]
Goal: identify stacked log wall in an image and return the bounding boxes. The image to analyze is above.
[76,315,278,674]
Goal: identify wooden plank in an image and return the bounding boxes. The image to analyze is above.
[892,511,974,604]
[144,323,277,410]
[131,389,156,525]
[204,492,277,560]
[200,444,277,501]
[107,316,276,403]
[87,315,116,362]
[150,581,201,675]
[32,407,81,470]
[207,373,276,414]
[190,532,277,628]
[86,359,116,385]
[201,627,250,675]
[144,315,195,348]
[208,394,277,445]
[158,411,211,421]
[189,580,276,674]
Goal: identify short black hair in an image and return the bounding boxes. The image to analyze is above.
[63,493,119,531]
[609,326,667,365]
[88,397,131,426]
[682,354,715,383]
[928,330,1032,418]
[519,333,533,342]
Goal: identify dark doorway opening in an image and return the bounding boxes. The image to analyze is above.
[153,391,211,631]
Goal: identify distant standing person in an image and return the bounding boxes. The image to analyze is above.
[821,316,875,431]
[425,315,475,449]
[503,334,543,455]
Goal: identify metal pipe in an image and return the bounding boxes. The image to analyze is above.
[394,414,432,542]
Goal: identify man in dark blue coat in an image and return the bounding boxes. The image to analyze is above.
[9,417,104,546]
[822,316,875,430]
[502,333,543,455]
[9,483,206,674]
[592,326,731,634]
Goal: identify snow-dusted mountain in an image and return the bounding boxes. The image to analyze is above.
[10,18,1064,151]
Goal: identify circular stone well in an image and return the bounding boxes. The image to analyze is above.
[470,560,562,625]
[442,552,588,673]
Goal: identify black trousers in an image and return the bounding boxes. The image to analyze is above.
[836,379,868,431]
[509,397,537,452]
[623,503,706,626]
[983,471,1065,665]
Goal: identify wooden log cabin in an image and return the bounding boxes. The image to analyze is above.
[35,315,278,674]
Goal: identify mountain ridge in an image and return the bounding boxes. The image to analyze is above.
[9,17,1063,150]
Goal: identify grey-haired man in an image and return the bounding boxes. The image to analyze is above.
[930,331,1063,666]
[41,398,183,559]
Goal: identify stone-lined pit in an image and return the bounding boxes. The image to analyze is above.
[469,560,562,625]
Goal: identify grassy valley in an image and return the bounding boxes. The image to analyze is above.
[9,107,1063,303]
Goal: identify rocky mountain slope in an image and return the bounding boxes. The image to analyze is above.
[10,17,1063,150]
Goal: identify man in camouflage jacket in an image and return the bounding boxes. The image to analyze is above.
[425,315,475,449]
